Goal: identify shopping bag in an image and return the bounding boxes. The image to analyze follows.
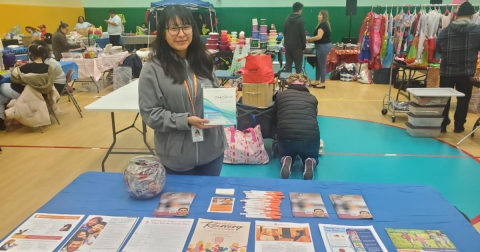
[243,54,274,84]
[223,125,269,164]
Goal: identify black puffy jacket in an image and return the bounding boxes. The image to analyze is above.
[272,85,319,141]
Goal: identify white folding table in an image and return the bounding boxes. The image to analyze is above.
[84,80,155,171]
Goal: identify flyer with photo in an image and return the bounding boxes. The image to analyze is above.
[385,228,458,252]
[255,221,315,252]
[0,213,84,252]
[329,194,373,219]
[153,192,196,217]
[203,88,237,126]
[318,224,388,252]
[289,193,328,218]
[208,197,235,213]
[122,218,194,252]
[61,215,138,252]
[187,218,250,252]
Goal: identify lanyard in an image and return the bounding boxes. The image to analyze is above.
[183,74,198,116]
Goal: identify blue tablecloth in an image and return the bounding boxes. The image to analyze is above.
[96,37,124,49]
[0,61,78,84]
[1,46,28,55]
[4,172,478,252]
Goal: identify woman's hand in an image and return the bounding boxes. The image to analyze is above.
[188,116,217,129]
[306,38,312,43]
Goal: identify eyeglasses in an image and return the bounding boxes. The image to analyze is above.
[166,25,193,36]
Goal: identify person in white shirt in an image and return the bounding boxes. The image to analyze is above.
[105,10,122,46]
[74,16,92,31]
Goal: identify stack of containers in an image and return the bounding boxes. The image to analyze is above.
[259,19,268,50]
[267,30,277,51]
[251,19,260,49]
[219,30,230,51]
[230,31,238,51]
[206,32,219,50]
[405,88,464,137]
[238,31,246,49]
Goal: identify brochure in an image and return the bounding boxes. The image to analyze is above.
[153,192,196,217]
[319,224,388,252]
[289,193,328,218]
[329,194,373,219]
[187,218,250,252]
[385,228,458,252]
[122,218,194,252]
[203,88,237,126]
[61,215,138,252]
[255,221,315,252]
[207,197,235,213]
[0,213,84,252]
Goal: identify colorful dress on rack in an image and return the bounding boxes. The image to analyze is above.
[382,13,394,68]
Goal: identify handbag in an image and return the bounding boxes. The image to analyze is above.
[223,125,269,164]
[243,54,274,84]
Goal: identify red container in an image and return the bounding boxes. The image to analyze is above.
[207,38,218,44]
[206,44,219,50]
[220,45,230,50]
[209,32,219,40]
[220,41,229,45]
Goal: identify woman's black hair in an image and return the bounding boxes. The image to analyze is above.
[74,230,88,239]
[57,21,69,32]
[28,44,50,61]
[153,5,213,84]
[78,16,85,23]
[32,40,52,56]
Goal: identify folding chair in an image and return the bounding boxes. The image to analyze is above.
[61,69,83,118]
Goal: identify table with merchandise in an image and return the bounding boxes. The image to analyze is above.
[1,171,479,252]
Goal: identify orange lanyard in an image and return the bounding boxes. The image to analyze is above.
[183,74,198,116]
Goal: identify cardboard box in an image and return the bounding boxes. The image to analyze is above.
[242,83,274,108]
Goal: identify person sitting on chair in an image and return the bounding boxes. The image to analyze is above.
[272,74,319,180]
[32,40,67,94]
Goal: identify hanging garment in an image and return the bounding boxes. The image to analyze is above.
[369,13,383,60]
[405,35,418,64]
[358,12,374,62]
[359,35,372,62]
[380,13,389,58]
[415,14,428,64]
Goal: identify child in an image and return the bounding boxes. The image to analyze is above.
[272,74,319,180]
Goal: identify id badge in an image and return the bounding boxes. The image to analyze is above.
[191,126,204,142]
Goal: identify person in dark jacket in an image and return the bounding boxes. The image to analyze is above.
[52,22,83,61]
[436,1,480,133]
[283,2,306,74]
[272,75,319,180]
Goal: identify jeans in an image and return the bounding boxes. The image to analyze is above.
[0,83,21,119]
[277,139,319,167]
[285,47,303,74]
[440,76,473,129]
[164,154,224,176]
[109,35,121,46]
[315,43,332,83]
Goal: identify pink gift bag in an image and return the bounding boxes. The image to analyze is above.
[223,125,269,165]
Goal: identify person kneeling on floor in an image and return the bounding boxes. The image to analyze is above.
[272,74,319,180]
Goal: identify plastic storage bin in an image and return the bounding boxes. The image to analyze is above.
[408,102,445,116]
[405,122,441,138]
[411,95,449,106]
[407,113,443,127]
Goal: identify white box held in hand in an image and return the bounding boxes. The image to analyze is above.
[203,88,237,126]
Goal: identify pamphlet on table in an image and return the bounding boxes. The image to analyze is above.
[385,228,458,252]
[187,218,250,252]
[255,221,315,252]
[203,88,237,126]
[319,224,387,252]
[207,197,235,213]
[0,213,84,252]
[289,192,328,218]
[153,192,196,217]
[329,194,373,219]
[62,215,138,252]
[122,218,194,252]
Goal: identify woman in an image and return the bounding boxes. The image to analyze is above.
[139,5,226,176]
[52,22,83,61]
[25,26,41,37]
[74,16,92,31]
[0,44,52,130]
[307,10,332,88]
[32,40,67,94]
[73,230,89,241]
[80,217,103,230]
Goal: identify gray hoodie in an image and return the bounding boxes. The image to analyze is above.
[138,59,226,171]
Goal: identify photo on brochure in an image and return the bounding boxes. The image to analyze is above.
[319,224,388,252]
[0,213,84,252]
[255,221,316,252]
[153,192,196,217]
[207,197,235,213]
[187,218,250,252]
[289,192,328,218]
[385,228,458,252]
[329,194,373,219]
[61,215,138,252]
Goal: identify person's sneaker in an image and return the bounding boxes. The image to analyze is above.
[280,156,292,179]
[441,127,447,133]
[454,127,465,133]
[303,158,315,180]
[0,118,6,130]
